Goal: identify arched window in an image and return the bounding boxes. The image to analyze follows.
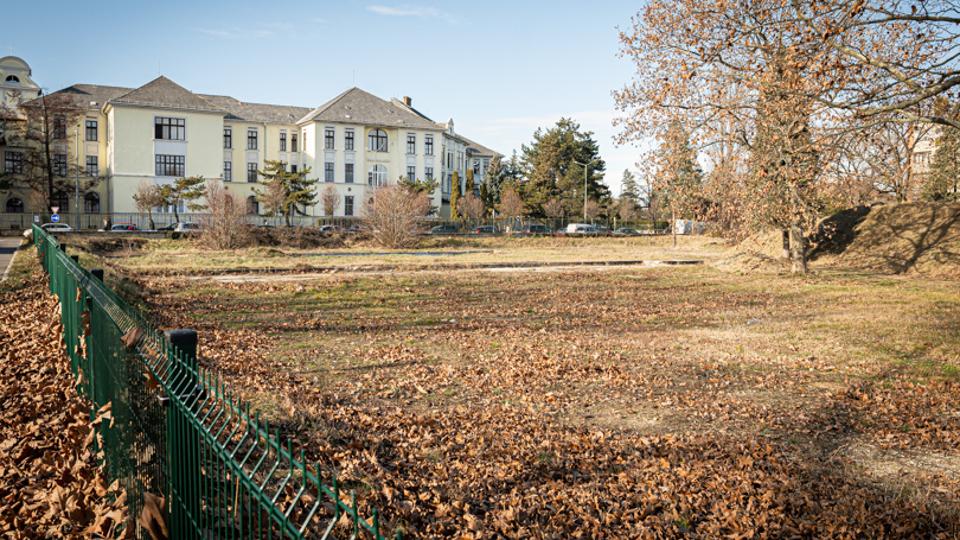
[84,192,100,213]
[246,195,259,215]
[50,192,68,213]
[5,75,19,83]
[368,129,387,152]
[4,197,24,213]
[367,164,387,187]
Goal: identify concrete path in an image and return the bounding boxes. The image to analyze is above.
[0,237,22,281]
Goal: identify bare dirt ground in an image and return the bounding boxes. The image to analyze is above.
[105,244,960,538]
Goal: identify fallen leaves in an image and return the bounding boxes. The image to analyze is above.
[0,265,127,538]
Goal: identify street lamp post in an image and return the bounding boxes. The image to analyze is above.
[573,159,597,222]
[74,126,80,229]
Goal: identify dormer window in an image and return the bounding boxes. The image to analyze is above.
[5,75,19,83]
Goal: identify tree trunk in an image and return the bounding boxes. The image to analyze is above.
[671,207,677,247]
[781,229,790,259]
[147,210,155,231]
[789,224,808,274]
[172,203,180,225]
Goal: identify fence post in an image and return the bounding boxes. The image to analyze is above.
[164,329,201,539]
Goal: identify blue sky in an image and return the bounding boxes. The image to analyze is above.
[3,0,644,194]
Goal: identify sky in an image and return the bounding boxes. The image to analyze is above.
[3,0,646,195]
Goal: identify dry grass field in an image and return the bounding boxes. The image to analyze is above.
[78,226,960,538]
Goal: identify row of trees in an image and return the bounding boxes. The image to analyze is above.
[616,0,960,272]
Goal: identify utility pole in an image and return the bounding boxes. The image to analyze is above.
[573,159,597,222]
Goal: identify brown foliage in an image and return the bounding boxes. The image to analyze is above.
[0,266,127,537]
[364,185,431,248]
[200,180,253,249]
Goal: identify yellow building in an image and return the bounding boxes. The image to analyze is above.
[1,71,500,226]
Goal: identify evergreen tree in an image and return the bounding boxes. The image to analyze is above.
[160,175,207,224]
[254,160,317,226]
[925,126,960,202]
[519,118,609,217]
[620,169,641,205]
[465,168,475,195]
[449,171,461,221]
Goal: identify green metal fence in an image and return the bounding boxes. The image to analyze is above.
[34,224,396,540]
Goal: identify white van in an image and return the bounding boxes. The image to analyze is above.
[565,223,597,235]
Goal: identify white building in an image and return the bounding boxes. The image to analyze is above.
[1,69,500,222]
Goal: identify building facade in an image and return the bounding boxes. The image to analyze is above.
[0,68,500,223]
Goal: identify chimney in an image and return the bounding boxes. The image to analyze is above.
[402,96,412,107]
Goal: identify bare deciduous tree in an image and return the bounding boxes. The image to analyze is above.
[200,180,251,249]
[457,192,485,225]
[132,180,164,230]
[322,185,340,217]
[364,185,431,248]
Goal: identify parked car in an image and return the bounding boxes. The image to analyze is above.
[173,222,201,233]
[613,227,641,236]
[565,223,598,236]
[428,224,459,235]
[473,225,498,234]
[319,224,340,234]
[109,223,139,232]
[156,223,177,231]
[41,223,73,233]
[518,223,551,235]
[345,224,365,234]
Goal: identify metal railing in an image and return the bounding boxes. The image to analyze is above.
[34,224,396,539]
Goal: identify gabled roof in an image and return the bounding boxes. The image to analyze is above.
[460,134,501,158]
[297,87,443,130]
[199,94,311,124]
[109,76,222,113]
[21,83,132,110]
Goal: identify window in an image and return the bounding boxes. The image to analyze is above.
[223,161,232,181]
[51,192,69,213]
[53,116,66,139]
[425,134,434,156]
[53,153,67,177]
[247,196,259,215]
[324,162,334,182]
[4,151,23,174]
[155,154,185,176]
[407,165,416,180]
[5,197,24,213]
[223,127,232,149]
[345,163,354,183]
[406,133,416,154]
[247,129,258,150]
[368,164,387,187]
[425,167,433,181]
[344,195,354,217]
[84,192,100,213]
[154,117,185,140]
[325,127,335,150]
[247,162,257,182]
[446,151,453,169]
[5,75,19,83]
[86,155,98,177]
[291,133,298,152]
[368,129,387,152]
[290,164,298,173]
[345,129,354,151]
[280,131,287,152]
[473,160,481,174]
[85,119,98,141]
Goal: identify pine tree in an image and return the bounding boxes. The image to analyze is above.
[925,126,960,202]
[160,175,207,224]
[449,171,461,221]
[254,160,317,226]
[620,170,641,205]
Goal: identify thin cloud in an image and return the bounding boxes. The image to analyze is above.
[366,4,455,22]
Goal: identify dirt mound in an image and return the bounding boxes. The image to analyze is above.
[719,202,960,276]
[829,202,960,277]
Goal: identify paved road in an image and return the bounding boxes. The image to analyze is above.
[0,237,22,281]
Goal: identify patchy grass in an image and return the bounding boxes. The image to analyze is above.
[126,257,960,536]
[76,234,724,275]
